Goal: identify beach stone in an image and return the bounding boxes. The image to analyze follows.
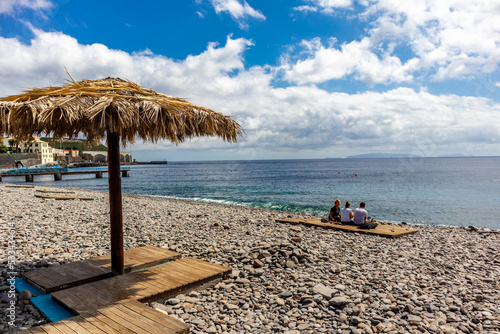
[297,323,310,330]
[257,251,271,259]
[253,259,264,268]
[279,291,293,299]
[313,284,336,298]
[250,268,265,276]
[330,297,350,306]
[166,298,180,305]
[19,290,32,301]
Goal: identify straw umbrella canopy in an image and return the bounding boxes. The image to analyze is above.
[0,77,242,275]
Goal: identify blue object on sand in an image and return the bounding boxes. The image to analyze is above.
[15,278,74,322]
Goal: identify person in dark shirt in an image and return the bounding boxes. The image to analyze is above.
[329,199,341,223]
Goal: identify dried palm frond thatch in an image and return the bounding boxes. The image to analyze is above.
[0,77,242,276]
[0,77,242,144]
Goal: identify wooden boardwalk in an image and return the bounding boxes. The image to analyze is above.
[52,258,232,314]
[20,250,231,333]
[19,300,190,334]
[277,218,418,238]
[23,246,181,293]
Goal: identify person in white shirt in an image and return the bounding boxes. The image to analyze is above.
[340,201,354,224]
[353,202,369,225]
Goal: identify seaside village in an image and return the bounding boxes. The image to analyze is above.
[0,137,132,168]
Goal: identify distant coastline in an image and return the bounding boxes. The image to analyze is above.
[345,153,422,159]
[325,153,472,159]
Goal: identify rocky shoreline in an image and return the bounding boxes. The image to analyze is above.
[0,184,499,333]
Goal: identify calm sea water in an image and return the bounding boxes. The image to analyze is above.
[5,157,500,229]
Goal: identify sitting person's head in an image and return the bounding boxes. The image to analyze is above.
[359,202,365,208]
[334,199,340,207]
[345,201,350,208]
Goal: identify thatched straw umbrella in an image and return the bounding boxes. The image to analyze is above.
[0,77,242,275]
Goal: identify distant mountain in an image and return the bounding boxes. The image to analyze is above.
[346,153,423,159]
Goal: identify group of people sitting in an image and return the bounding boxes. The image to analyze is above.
[329,199,374,227]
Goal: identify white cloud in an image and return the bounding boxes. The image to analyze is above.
[283,37,415,84]
[294,0,353,14]
[209,0,265,29]
[364,0,500,80]
[1,29,499,159]
[0,0,52,14]
[293,6,318,13]
[289,0,500,84]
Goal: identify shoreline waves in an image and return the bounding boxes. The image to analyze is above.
[1,185,499,333]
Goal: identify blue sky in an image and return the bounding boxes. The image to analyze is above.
[0,0,499,161]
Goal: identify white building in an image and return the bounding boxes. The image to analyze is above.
[19,138,54,164]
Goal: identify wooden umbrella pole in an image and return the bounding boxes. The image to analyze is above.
[107,130,124,275]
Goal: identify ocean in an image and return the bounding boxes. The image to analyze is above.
[4,157,500,230]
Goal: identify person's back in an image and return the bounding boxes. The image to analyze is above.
[353,202,368,225]
[340,201,354,224]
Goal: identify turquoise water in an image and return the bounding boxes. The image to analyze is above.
[4,157,500,229]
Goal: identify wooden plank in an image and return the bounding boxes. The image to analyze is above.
[277,218,418,238]
[17,327,48,334]
[104,303,168,334]
[96,305,153,333]
[5,184,35,188]
[36,190,75,194]
[51,289,97,316]
[67,317,107,334]
[122,301,189,334]
[87,246,181,273]
[65,284,115,310]
[37,323,66,334]
[35,194,93,200]
[276,218,304,225]
[58,317,94,334]
[51,321,79,334]
[179,258,232,275]
[86,276,150,303]
[86,311,136,334]
[24,261,110,294]
[166,258,232,281]
[23,270,62,294]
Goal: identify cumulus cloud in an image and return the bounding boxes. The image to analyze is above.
[294,0,353,14]
[365,0,500,80]
[0,0,52,14]
[209,0,265,29]
[283,37,415,84]
[287,0,500,84]
[0,29,499,160]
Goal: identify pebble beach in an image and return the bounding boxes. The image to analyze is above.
[1,184,499,333]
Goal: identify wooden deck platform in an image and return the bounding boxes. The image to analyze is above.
[35,189,76,194]
[52,257,232,315]
[277,218,418,238]
[34,194,94,200]
[5,184,34,188]
[19,300,190,334]
[20,250,231,333]
[23,246,181,294]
